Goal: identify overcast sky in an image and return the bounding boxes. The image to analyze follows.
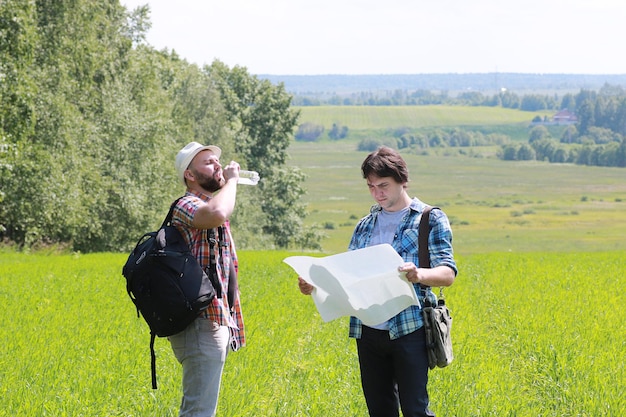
[121,0,625,76]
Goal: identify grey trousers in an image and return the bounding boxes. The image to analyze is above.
[169,318,230,417]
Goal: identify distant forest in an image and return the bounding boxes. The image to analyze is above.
[261,73,626,96]
[262,73,626,108]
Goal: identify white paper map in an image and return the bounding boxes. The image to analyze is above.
[283,244,419,326]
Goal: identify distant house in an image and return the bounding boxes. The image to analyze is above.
[553,109,578,124]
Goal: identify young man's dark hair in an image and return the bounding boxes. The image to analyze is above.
[361,146,409,184]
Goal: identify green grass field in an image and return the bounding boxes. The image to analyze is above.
[2,105,625,416]
[295,105,557,142]
[1,249,624,416]
[296,105,549,130]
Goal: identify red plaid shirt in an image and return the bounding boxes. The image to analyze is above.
[171,191,245,349]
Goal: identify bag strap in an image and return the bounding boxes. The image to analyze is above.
[418,205,434,269]
[150,333,157,389]
[218,226,238,312]
[419,206,445,306]
[207,227,222,299]
[208,225,236,309]
[161,197,184,228]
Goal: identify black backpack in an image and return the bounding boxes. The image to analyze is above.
[122,197,217,388]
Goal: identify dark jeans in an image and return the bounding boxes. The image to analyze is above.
[356,326,435,417]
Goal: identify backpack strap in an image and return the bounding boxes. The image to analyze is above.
[162,197,184,228]
[150,333,157,389]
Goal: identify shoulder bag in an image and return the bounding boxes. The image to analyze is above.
[419,205,454,369]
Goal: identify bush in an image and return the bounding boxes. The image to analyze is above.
[295,123,324,142]
[328,123,349,140]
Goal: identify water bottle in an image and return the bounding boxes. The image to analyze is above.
[238,170,260,185]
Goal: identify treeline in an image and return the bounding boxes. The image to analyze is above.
[0,1,322,252]
[499,88,626,167]
[356,129,510,153]
[292,89,562,112]
[291,83,626,115]
[263,73,626,96]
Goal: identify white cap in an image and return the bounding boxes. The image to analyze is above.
[175,142,222,186]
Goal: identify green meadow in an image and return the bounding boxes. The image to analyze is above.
[296,105,555,141]
[2,106,625,416]
[296,105,548,130]
[1,249,624,416]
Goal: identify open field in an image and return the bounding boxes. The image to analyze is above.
[2,105,624,416]
[296,105,550,130]
[1,249,623,416]
[285,140,626,255]
[295,105,560,142]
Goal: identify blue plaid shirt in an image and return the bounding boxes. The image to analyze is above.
[348,198,457,340]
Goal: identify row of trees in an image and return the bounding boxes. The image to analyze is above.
[292,83,626,115]
[499,138,626,167]
[357,128,511,153]
[292,88,569,112]
[0,0,322,251]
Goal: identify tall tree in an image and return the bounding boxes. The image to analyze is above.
[577,99,595,135]
[206,61,315,249]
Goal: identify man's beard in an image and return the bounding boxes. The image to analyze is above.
[195,171,223,193]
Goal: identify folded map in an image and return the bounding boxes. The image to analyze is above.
[284,244,420,326]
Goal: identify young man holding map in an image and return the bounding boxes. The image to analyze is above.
[298,146,457,417]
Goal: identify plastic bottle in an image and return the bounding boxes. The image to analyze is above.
[237,170,260,185]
